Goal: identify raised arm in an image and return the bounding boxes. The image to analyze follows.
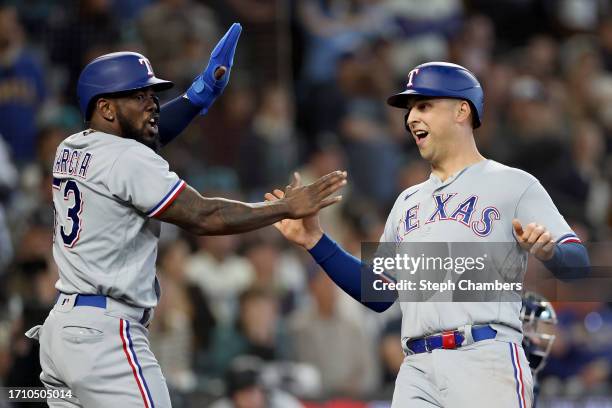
[157,171,346,235]
[158,23,242,145]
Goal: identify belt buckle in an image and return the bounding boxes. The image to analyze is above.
[441,330,457,349]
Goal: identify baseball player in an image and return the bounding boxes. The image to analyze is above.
[25,24,347,408]
[266,62,590,407]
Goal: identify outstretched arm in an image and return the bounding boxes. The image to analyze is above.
[265,178,397,313]
[158,23,242,145]
[157,171,346,235]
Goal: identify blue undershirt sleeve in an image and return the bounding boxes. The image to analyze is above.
[542,242,590,280]
[158,96,201,146]
[308,234,397,312]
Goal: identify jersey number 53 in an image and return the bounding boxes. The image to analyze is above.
[53,179,84,248]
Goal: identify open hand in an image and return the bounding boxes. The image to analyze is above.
[512,219,555,261]
[283,171,346,218]
[265,172,346,249]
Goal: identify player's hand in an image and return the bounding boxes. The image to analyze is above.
[185,22,242,115]
[512,219,555,261]
[265,188,323,249]
[265,172,346,249]
[282,171,346,218]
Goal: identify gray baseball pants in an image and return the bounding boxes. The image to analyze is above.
[392,339,534,407]
[26,293,170,408]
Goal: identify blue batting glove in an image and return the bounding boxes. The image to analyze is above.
[185,23,242,115]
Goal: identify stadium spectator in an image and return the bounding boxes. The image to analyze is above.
[149,239,216,392]
[288,268,378,398]
[238,84,298,195]
[0,6,46,164]
[205,288,291,377]
[209,355,303,408]
[242,233,308,315]
[47,0,120,101]
[138,0,220,91]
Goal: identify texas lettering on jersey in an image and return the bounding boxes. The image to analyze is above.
[396,193,501,242]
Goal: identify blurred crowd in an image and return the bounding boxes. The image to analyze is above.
[0,0,611,406]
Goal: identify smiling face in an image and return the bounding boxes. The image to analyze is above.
[405,97,472,164]
[111,88,161,151]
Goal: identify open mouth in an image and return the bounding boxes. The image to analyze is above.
[147,115,159,131]
[413,129,429,142]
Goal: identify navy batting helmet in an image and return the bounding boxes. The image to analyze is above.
[77,52,174,120]
[387,62,484,128]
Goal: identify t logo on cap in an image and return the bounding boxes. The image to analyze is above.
[407,68,419,87]
[139,58,154,77]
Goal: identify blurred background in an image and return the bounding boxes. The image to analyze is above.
[0,0,611,406]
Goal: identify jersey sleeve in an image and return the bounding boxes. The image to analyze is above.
[514,181,580,245]
[107,145,186,217]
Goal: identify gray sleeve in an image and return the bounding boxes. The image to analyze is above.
[514,181,579,244]
[106,145,185,217]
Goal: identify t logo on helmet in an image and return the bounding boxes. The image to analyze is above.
[407,68,419,87]
[138,58,154,77]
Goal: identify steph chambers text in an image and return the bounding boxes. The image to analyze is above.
[373,279,522,292]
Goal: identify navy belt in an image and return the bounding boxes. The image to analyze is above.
[58,293,151,325]
[73,294,107,308]
[56,293,107,308]
[406,325,497,354]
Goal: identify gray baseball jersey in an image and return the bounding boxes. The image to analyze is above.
[51,129,186,308]
[379,159,578,340]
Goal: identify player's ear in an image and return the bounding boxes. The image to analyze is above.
[456,100,471,126]
[96,97,115,121]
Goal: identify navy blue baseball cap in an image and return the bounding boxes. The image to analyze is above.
[387,62,484,128]
[77,52,174,119]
